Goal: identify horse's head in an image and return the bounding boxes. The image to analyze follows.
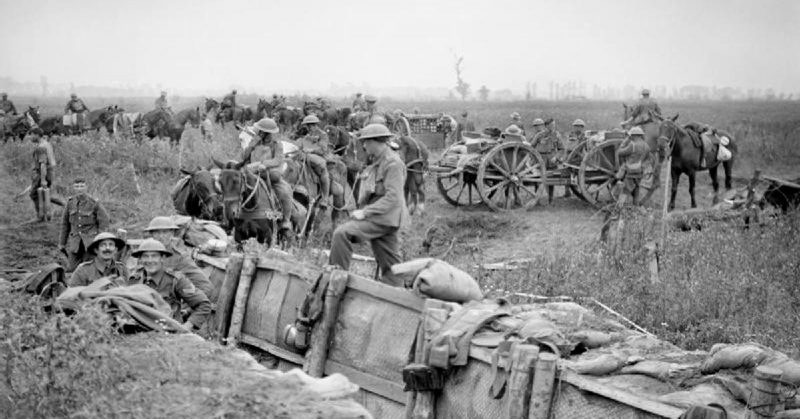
[25,106,41,123]
[656,114,682,157]
[212,158,248,222]
[182,167,223,220]
[204,98,219,113]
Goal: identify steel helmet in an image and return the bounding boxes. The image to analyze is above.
[503,125,524,137]
[572,119,586,127]
[254,117,279,134]
[132,238,172,258]
[628,126,645,136]
[510,112,521,120]
[145,216,180,232]
[87,232,126,254]
[70,93,77,98]
[532,118,544,126]
[359,123,393,141]
[301,115,320,125]
[365,94,377,102]
[641,89,650,95]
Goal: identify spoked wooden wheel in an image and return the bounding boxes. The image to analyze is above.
[392,116,411,137]
[477,142,547,211]
[578,139,622,208]
[436,170,483,207]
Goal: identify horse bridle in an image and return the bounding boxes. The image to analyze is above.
[657,120,679,157]
[189,175,220,219]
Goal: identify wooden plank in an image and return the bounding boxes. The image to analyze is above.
[228,253,258,346]
[195,253,228,270]
[257,256,322,281]
[240,333,305,366]
[762,175,800,189]
[325,359,407,404]
[347,274,424,312]
[559,369,684,418]
[305,269,350,377]
[216,253,243,344]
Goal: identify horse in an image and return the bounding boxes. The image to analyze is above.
[656,116,737,210]
[136,109,173,142]
[255,99,273,120]
[172,168,223,221]
[86,106,121,133]
[395,135,429,215]
[325,125,367,189]
[275,106,302,134]
[622,104,661,152]
[1,106,41,141]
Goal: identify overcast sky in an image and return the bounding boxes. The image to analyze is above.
[1,0,798,95]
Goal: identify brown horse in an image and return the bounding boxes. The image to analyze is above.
[395,135,429,215]
[657,117,737,210]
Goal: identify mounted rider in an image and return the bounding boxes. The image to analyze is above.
[221,89,237,118]
[270,94,286,110]
[154,90,173,115]
[352,93,367,112]
[623,89,662,126]
[0,92,17,116]
[296,115,332,209]
[64,93,90,132]
[616,126,655,206]
[240,117,295,231]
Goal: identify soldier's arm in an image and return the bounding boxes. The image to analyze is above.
[176,276,212,328]
[314,132,330,156]
[59,202,70,247]
[176,255,215,298]
[66,266,87,287]
[362,159,404,217]
[95,201,110,232]
[261,140,284,169]
[654,103,662,115]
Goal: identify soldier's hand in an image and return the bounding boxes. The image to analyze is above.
[351,209,365,220]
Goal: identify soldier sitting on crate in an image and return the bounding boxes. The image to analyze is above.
[144,216,215,300]
[128,238,212,332]
[59,177,110,271]
[530,119,566,202]
[67,232,129,287]
[27,128,56,223]
[615,126,655,207]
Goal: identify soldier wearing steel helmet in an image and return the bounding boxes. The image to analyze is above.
[144,216,215,300]
[329,123,408,286]
[128,238,212,331]
[241,117,295,230]
[526,118,545,144]
[67,232,129,287]
[509,112,526,136]
[352,92,367,112]
[616,126,655,206]
[298,114,332,208]
[531,119,567,202]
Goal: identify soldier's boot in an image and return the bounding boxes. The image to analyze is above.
[273,180,295,231]
[319,171,331,210]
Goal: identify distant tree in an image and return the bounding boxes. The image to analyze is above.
[453,55,470,101]
[478,85,490,101]
[525,83,531,101]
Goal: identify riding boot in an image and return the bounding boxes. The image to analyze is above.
[273,180,294,230]
[319,171,331,209]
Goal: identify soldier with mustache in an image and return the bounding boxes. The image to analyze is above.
[67,232,129,287]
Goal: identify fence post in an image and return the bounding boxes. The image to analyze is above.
[216,253,244,344]
[226,251,258,347]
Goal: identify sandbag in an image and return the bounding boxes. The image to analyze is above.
[717,144,732,161]
[563,352,627,375]
[390,258,482,303]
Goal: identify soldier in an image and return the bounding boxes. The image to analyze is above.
[530,118,565,202]
[59,177,110,271]
[509,112,525,135]
[568,119,587,144]
[154,90,172,114]
[329,124,408,285]
[297,115,332,208]
[616,126,654,207]
[144,216,215,300]
[0,92,17,115]
[64,93,89,133]
[352,92,367,112]
[527,118,545,142]
[28,128,56,222]
[501,125,525,142]
[67,232,128,287]
[241,118,294,231]
[623,88,662,126]
[457,111,476,141]
[128,239,212,331]
[221,89,237,118]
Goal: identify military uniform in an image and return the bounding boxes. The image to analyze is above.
[128,267,212,328]
[629,97,662,124]
[241,136,294,223]
[59,194,110,271]
[154,96,170,113]
[329,146,408,284]
[617,135,654,203]
[29,140,56,215]
[530,128,564,169]
[0,98,17,115]
[164,240,216,301]
[65,98,88,113]
[68,258,129,287]
[352,96,367,112]
[222,93,236,109]
[566,131,586,152]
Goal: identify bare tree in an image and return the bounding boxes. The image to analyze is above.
[478,85,490,101]
[453,55,470,101]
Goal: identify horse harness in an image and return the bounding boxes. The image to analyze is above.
[402,136,426,174]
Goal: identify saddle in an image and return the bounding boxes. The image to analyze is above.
[699,132,720,169]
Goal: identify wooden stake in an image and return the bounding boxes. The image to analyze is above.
[216,253,244,344]
[528,352,558,419]
[746,366,783,419]
[226,252,258,347]
[645,241,660,284]
[660,155,672,252]
[304,269,350,377]
[508,344,540,419]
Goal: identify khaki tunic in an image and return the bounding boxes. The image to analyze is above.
[128,267,212,328]
[68,258,129,287]
[59,195,110,253]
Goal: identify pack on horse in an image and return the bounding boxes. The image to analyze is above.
[213,160,304,247]
[1,106,40,142]
[395,135,429,215]
[656,116,737,210]
[172,168,223,221]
